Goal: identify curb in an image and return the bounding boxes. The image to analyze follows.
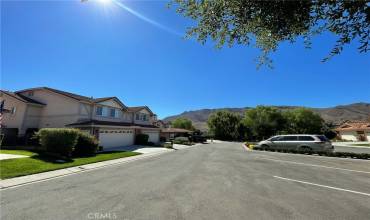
[333,145,370,149]
[0,151,171,190]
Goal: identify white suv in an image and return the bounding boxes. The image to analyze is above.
[257,135,334,153]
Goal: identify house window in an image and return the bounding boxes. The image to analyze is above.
[136,114,140,120]
[96,106,103,116]
[110,108,116,117]
[28,91,34,96]
[11,107,16,114]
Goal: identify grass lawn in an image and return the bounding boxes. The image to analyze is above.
[0,151,140,179]
[0,149,37,156]
[350,144,370,147]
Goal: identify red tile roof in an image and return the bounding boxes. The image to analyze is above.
[335,121,370,131]
[67,120,159,128]
[161,128,193,133]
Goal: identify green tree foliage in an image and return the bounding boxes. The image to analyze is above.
[171,117,194,130]
[243,106,286,140]
[170,0,370,67]
[207,110,243,140]
[283,108,325,134]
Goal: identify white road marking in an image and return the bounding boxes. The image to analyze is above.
[274,176,370,197]
[259,157,370,174]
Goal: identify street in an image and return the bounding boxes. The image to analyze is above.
[1,142,370,220]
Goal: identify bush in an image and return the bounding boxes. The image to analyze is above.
[163,142,173,148]
[74,132,99,156]
[159,136,166,142]
[147,141,155,146]
[135,134,149,145]
[36,128,79,158]
[173,137,191,145]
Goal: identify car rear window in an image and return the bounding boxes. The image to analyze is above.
[316,135,329,142]
[298,136,315,141]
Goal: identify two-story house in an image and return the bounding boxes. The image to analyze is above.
[0,87,160,149]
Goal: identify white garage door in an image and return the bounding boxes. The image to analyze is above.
[142,131,160,143]
[99,129,134,149]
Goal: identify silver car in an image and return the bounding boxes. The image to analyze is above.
[257,134,334,153]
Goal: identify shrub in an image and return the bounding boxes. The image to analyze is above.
[135,134,149,145]
[36,128,79,158]
[159,136,166,142]
[173,137,191,145]
[163,142,173,148]
[74,132,99,156]
[147,141,155,146]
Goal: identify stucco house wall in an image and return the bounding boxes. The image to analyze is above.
[339,131,358,141]
[0,93,27,134]
[133,109,152,125]
[23,105,43,129]
[19,89,81,128]
[92,99,132,123]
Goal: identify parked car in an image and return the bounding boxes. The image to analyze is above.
[257,134,334,153]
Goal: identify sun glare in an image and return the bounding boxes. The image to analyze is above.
[98,0,111,4]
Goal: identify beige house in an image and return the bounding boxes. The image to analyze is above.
[335,121,370,141]
[0,87,160,149]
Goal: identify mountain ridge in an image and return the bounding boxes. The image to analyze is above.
[162,103,370,131]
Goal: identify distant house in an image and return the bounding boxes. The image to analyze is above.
[335,121,370,141]
[0,87,160,149]
[154,120,169,129]
[160,128,192,141]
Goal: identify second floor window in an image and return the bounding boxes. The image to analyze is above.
[110,108,116,117]
[96,106,103,116]
[135,113,149,121]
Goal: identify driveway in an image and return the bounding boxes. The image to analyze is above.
[0,154,29,161]
[1,142,369,220]
[103,145,173,154]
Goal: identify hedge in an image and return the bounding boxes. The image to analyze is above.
[135,134,149,145]
[74,132,99,156]
[252,146,370,160]
[36,128,79,158]
[173,137,191,145]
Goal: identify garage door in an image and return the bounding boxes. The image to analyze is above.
[142,131,160,143]
[99,129,134,149]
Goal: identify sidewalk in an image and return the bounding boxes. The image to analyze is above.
[0,150,171,190]
[333,141,370,149]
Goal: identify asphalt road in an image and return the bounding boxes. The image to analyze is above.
[1,142,370,220]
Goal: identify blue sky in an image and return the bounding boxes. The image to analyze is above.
[1,0,370,119]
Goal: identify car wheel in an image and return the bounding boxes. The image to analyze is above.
[261,144,270,151]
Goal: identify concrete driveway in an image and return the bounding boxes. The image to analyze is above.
[1,142,369,220]
[0,154,29,161]
[103,145,173,154]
